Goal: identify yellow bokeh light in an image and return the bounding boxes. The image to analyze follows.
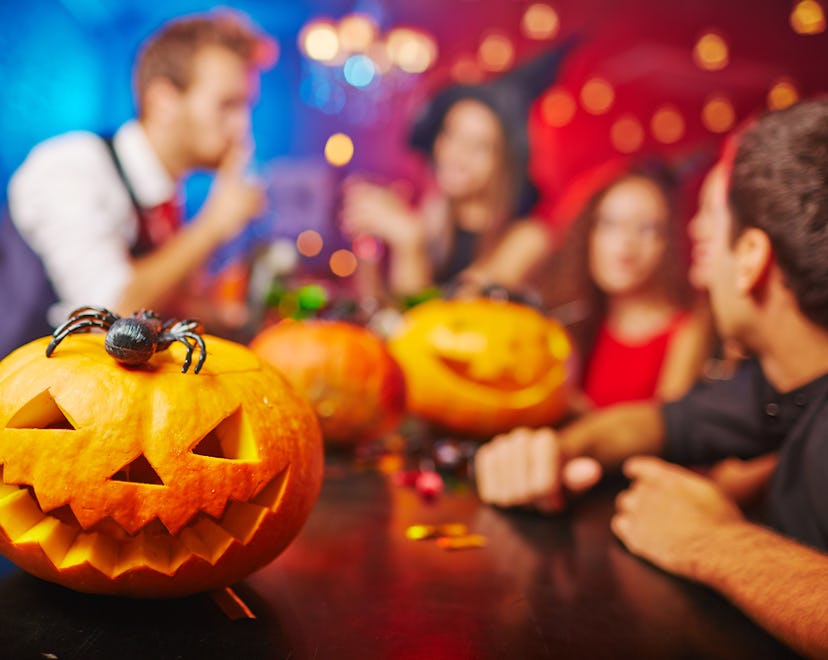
[338,14,377,53]
[611,115,644,153]
[330,249,358,277]
[478,33,514,72]
[399,37,437,73]
[693,32,729,71]
[701,96,736,133]
[324,133,354,167]
[521,4,560,40]
[767,79,799,110]
[387,28,438,74]
[651,105,685,144]
[296,230,324,257]
[580,77,614,115]
[541,88,576,127]
[301,20,340,62]
[790,0,826,34]
[451,54,484,83]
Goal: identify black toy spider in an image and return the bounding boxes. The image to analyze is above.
[46,306,207,374]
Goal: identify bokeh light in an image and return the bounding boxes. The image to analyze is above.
[478,33,514,72]
[330,249,358,277]
[521,4,560,40]
[352,234,382,261]
[300,20,339,62]
[701,95,736,133]
[790,0,826,34]
[297,284,329,311]
[580,77,614,115]
[324,133,354,166]
[296,230,324,257]
[767,78,799,109]
[610,114,645,153]
[541,88,576,127]
[451,54,484,83]
[300,76,347,114]
[338,14,377,53]
[693,31,729,71]
[650,104,685,143]
[254,36,280,69]
[387,28,437,74]
[343,54,376,88]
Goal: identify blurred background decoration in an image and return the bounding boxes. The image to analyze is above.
[1,0,826,298]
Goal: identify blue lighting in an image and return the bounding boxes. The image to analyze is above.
[343,54,376,88]
[0,0,310,206]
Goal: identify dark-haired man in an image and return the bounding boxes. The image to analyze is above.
[2,12,269,356]
[476,99,828,657]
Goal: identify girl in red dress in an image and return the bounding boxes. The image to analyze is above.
[547,161,712,409]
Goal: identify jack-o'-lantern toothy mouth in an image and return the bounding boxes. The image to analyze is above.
[436,356,536,391]
[0,465,289,578]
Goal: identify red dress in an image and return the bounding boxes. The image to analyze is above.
[582,312,688,408]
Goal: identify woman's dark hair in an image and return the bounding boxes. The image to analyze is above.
[729,98,828,329]
[545,158,691,363]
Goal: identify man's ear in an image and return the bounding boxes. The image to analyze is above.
[734,227,773,295]
[141,77,182,123]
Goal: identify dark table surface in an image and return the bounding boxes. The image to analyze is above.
[0,450,801,660]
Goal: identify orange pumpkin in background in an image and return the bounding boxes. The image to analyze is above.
[250,320,406,445]
[388,299,575,437]
[0,334,323,598]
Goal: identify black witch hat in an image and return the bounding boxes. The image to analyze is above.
[408,35,579,217]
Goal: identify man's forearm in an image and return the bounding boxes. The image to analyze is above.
[559,401,666,470]
[117,218,224,314]
[696,522,828,658]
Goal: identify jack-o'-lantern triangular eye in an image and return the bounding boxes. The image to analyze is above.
[110,454,164,485]
[4,389,76,430]
[191,407,259,461]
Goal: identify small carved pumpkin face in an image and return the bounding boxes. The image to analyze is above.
[388,299,574,437]
[0,335,323,597]
[250,320,406,445]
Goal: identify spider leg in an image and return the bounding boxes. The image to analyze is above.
[158,320,207,374]
[66,306,120,324]
[168,319,203,335]
[170,335,196,373]
[181,331,207,374]
[46,319,112,356]
[51,307,118,338]
[157,319,189,352]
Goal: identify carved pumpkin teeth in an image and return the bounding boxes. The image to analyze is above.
[0,467,289,578]
[0,334,323,597]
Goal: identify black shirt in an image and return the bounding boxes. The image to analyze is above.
[662,359,828,551]
[435,225,479,286]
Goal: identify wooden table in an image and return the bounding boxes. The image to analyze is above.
[0,451,799,659]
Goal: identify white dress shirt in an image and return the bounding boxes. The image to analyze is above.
[7,120,177,325]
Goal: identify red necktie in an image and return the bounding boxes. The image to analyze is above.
[133,199,181,257]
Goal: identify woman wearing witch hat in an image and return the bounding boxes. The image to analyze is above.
[341,40,575,299]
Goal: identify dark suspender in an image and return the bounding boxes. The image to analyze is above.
[0,133,148,356]
[99,135,143,216]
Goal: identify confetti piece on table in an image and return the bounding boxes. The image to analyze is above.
[406,523,468,540]
[436,534,488,551]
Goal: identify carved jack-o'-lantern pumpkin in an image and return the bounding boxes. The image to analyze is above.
[0,334,323,598]
[388,299,574,437]
[250,320,406,444]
